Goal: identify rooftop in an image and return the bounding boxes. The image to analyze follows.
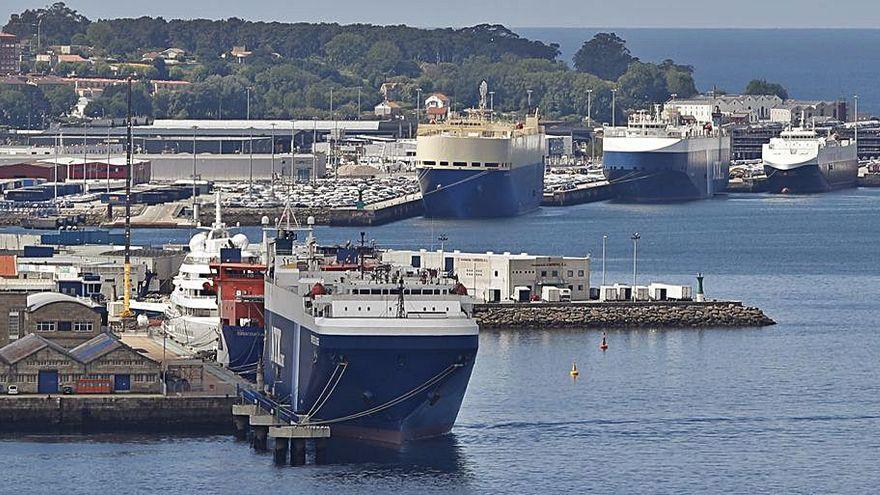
[68,332,122,363]
[0,333,73,365]
[27,292,99,312]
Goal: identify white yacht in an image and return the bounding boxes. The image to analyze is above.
[164,193,259,359]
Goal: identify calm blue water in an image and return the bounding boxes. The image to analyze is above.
[517,28,879,114]
[3,189,880,493]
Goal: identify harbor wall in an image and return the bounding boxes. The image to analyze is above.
[473,300,775,329]
[0,395,237,433]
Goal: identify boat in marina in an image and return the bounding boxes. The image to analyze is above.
[163,193,260,358]
[603,106,730,201]
[262,219,479,444]
[762,127,858,193]
[415,81,545,218]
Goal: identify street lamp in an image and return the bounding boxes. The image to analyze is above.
[489,91,495,119]
[611,88,618,127]
[192,125,198,223]
[246,86,253,120]
[527,89,533,111]
[631,232,640,300]
[586,89,593,127]
[248,127,254,196]
[416,87,422,123]
[270,122,276,196]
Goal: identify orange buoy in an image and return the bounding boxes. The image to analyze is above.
[570,362,579,378]
[600,332,609,351]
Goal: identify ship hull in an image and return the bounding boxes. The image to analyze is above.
[417,162,544,218]
[263,310,478,445]
[603,137,730,202]
[763,161,858,194]
[220,325,264,380]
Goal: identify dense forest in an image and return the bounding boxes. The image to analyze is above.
[2,2,712,127]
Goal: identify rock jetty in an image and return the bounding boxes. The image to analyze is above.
[473,301,775,330]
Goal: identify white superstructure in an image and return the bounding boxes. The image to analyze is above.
[762,128,856,171]
[164,193,258,356]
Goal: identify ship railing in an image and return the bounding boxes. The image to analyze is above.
[238,385,300,424]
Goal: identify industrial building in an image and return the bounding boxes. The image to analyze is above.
[0,158,151,185]
[382,249,591,302]
[23,292,105,348]
[665,94,783,123]
[0,332,161,394]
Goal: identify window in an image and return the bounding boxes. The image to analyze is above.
[422,160,436,166]
[73,321,93,333]
[494,270,499,277]
[541,271,547,277]
[567,270,574,277]
[578,270,585,277]
[36,321,56,332]
[453,161,466,167]
[411,255,421,268]
[578,285,584,291]
[7,311,20,341]
[485,162,499,168]
[552,270,558,277]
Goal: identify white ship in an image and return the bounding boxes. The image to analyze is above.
[164,193,259,361]
[762,127,858,193]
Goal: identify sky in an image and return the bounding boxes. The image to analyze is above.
[3,0,880,29]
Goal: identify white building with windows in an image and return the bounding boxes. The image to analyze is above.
[665,94,783,124]
[382,249,590,302]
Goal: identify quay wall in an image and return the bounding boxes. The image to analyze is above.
[473,300,775,329]
[859,173,880,187]
[0,395,237,433]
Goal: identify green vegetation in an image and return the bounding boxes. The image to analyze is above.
[3,3,700,128]
[0,85,78,128]
[744,79,789,100]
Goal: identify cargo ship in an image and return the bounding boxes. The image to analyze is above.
[262,220,479,444]
[416,81,545,218]
[603,107,730,201]
[211,257,266,380]
[762,128,858,193]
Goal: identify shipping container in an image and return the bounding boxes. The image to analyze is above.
[76,378,113,394]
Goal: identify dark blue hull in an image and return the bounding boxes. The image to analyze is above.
[221,325,264,381]
[604,149,729,202]
[763,164,858,194]
[263,310,478,444]
[417,162,544,218]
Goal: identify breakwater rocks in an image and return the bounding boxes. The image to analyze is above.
[473,300,775,330]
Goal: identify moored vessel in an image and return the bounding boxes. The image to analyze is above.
[262,220,479,444]
[762,127,858,193]
[603,107,730,202]
[416,81,545,218]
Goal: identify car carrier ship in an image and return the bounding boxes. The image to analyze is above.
[603,106,730,202]
[762,127,858,193]
[416,81,545,218]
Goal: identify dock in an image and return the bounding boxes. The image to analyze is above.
[541,180,616,206]
[232,388,331,465]
[328,193,424,226]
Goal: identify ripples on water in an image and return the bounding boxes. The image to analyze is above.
[3,190,880,493]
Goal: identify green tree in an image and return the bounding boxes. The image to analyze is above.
[3,2,90,46]
[324,33,368,68]
[618,62,669,111]
[573,33,636,81]
[744,79,788,100]
[42,85,78,117]
[84,82,152,118]
[0,86,50,129]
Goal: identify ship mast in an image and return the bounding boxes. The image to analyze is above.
[121,76,134,318]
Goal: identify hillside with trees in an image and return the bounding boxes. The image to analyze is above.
[3,3,700,128]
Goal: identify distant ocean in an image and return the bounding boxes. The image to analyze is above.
[516,28,880,114]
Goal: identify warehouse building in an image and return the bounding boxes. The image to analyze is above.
[24,292,104,348]
[382,249,591,303]
[0,332,161,394]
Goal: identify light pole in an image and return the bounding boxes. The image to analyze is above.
[246,86,252,120]
[192,125,198,223]
[611,88,618,127]
[631,232,640,300]
[854,94,859,152]
[106,127,111,194]
[527,89,533,111]
[270,122,276,196]
[587,89,594,162]
[416,87,422,122]
[489,91,495,119]
[602,234,607,286]
[248,127,254,196]
[357,87,362,118]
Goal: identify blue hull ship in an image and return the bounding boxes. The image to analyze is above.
[418,162,544,218]
[261,228,480,445]
[416,109,545,218]
[602,110,730,202]
[220,325,264,381]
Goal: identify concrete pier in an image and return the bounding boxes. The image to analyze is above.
[541,181,615,206]
[233,397,331,465]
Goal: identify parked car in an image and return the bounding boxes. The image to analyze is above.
[61,386,74,395]
[6,385,19,395]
